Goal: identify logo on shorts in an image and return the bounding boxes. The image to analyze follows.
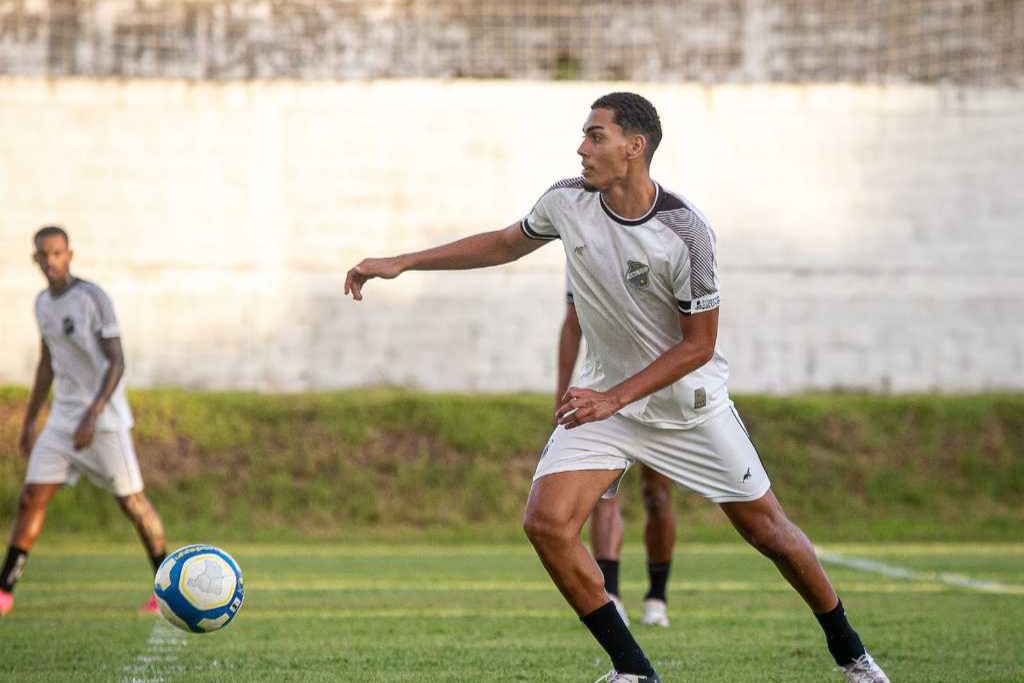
[62,316,75,335]
[540,438,554,460]
[742,467,752,483]
[625,260,650,289]
[574,244,586,257]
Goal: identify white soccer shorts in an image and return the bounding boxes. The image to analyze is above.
[25,424,145,496]
[533,404,771,503]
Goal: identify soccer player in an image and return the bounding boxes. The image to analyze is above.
[344,93,890,683]
[0,226,167,617]
[559,284,676,628]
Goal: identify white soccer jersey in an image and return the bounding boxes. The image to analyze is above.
[35,279,134,432]
[525,178,730,429]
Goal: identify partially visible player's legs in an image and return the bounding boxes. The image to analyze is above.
[116,491,167,615]
[721,491,889,681]
[639,466,675,627]
[589,494,628,623]
[0,482,62,614]
[524,470,658,679]
[116,491,167,573]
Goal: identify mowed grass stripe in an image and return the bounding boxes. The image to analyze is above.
[34,541,1024,558]
[24,578,963,594]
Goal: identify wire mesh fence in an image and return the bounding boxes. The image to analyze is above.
[0,0,1021,84]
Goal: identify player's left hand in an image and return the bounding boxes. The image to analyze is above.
[556,387,623,429]
[73,411,98,450]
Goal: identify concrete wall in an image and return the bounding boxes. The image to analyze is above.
[2,0,1020,84]
[1,78,1022,393]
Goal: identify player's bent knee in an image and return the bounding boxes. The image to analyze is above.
[741,517,793,559]
[116,492,148,517]
[642,488,673,516]
[522,510,574,547]
[18,485,53,512]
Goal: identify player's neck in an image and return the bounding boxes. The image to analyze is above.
[600,175,657,220]
[47,274,75,296]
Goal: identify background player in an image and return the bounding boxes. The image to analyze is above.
[344,93,890,683]
[0,226,167,616]
[559,282,676,628]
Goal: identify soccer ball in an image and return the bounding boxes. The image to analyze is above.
[154,544,245,633]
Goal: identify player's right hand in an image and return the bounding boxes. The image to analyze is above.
[344,257,404,301]
[18,424,37,459]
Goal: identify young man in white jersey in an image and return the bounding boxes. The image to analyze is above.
[0,226,167,616]
[559,284,676,629]
[344,93,890,683]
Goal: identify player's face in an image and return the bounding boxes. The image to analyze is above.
[33,235,73,285]
[577,108,630,191]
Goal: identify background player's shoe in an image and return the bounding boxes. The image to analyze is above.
[138,593,160,615]
[0,589,12,615]
[593,670,662,683]
[609,593,629,626]
[640,598,669,627]
[840,653,890,683]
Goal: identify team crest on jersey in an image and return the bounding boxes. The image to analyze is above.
[62,316,75,335]
[625,260,650,289]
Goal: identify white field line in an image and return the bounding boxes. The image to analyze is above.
[816,549,1024,595]
[120,619,188,683]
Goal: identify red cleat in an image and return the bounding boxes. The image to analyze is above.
[0,589,13,616]
[138,593,160,615]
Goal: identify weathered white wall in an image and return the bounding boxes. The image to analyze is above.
[1,79,1021,393]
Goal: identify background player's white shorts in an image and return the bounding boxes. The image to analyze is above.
[533,404,770,503]
[25,425,144,496]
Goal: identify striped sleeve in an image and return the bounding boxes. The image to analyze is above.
[658,208,720,315]
[80,281,122,338]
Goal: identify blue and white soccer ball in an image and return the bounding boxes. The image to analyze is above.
[154,544,245,633]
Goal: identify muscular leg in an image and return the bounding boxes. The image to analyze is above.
[721,489,880,670]
[9,483,62,551]
[720,489,836,611]
[524,470,624,615]
[523,469,656,677]
[116,491,166,567]
[640,466,675,564]
[1,483,62,603]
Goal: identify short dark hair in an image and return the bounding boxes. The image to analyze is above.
[591,92,662,164]
[34,225,69,247]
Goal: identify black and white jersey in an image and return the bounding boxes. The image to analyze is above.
[34,279,134,432]
[526,178,730,428]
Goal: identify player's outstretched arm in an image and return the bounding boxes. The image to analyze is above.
[19,339,54,458]
[557,309,719,429]
[345,222,544,301]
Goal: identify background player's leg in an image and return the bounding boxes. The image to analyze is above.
[1,483,62,612]
[589,494,627,622]
[720,490,879,673]
[640,466,675,565]
[115,492,167,573]
[8,483,62,552]
[640,466,675,627]
[524,470,657,678]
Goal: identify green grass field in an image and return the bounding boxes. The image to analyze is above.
[2,539,1021,683]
